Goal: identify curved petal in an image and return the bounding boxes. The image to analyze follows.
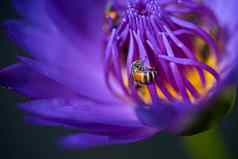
[4,1,118,102]
[5,0,107,76]
[4,20,102,70]
[0,63,76,99]
[11,0,107,40]
[203,0,238,84]
[17,56,121,103]
[203,0,238,32]
[46,0,107,42]
[18,98,144,128]
[60,128,158,149]
[222,33,238,84]
[24,115,145,135]
[11,0,53,27]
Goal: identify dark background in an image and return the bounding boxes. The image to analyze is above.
[0,1,238,159]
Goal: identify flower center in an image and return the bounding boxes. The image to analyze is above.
[103,0,224,105]
[128,0,162,16]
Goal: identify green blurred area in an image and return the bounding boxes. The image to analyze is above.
[1,1,238,159]
[184,129,234,159]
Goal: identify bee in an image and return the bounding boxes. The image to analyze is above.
[105,7,119,24]
[103,3,120,34]
[131,60,157,85]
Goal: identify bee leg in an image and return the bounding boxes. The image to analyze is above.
[135,82,148,96]
[134,82,143,89]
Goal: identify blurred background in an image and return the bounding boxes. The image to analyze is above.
[0,1,238,159]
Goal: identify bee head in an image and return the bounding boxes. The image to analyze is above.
[132,60,143,71]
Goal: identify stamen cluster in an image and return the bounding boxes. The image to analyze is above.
[104,0,222,105]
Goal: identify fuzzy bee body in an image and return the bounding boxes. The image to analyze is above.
[131,60,157,85]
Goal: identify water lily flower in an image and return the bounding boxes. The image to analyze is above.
[0,0,238,149]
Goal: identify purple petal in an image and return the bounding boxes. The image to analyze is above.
[60,129,158,149]
[5,0,106,76]
[0,63,76,99]
[203,0,238,84]
[25,115,145,135]
[5,20,102,69]
[204,0,238,32]
[4,18,118,103]
[11,0,106,40]
[17,56,120,103]
[25,115,65,127]
[12,0,52,27]
[19,98,144,128]
[136,101,194,134]
[222,33,238,84]
[46,0,106,42]
[4,1,122,102]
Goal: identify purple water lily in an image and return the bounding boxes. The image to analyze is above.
[0,0,238,149]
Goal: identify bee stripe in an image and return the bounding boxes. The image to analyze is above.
[149,72,153,82]
[147,72,152,84]
[152,71,156,81]
[143,73,147,83]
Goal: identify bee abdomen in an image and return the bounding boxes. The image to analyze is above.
[143,71,157,84]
